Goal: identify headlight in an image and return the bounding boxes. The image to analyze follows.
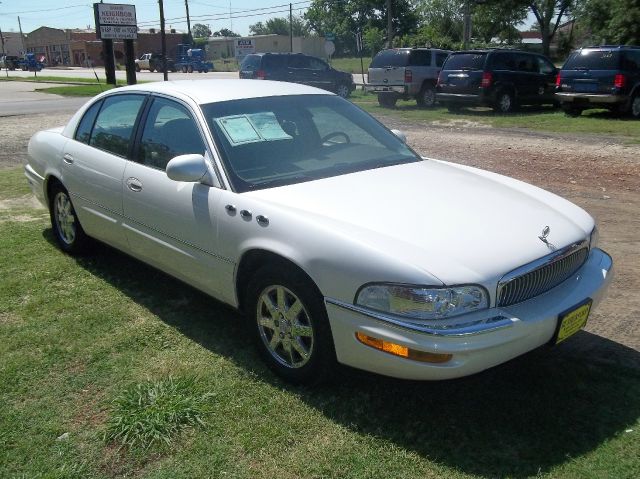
[589,226,599,250]
[356,284,489,320]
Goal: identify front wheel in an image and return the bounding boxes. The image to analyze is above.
[247,266,335,384]
[416,85,436,108]
[181,65,188,73]
[187,65,193,73]
[49,185,91,254]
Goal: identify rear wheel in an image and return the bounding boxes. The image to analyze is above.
[187,65,193,73]
[494,90,515,113]
[416,84,436,108]
[181,65,187,73]
[246,266,335,384]
[377,93,397,108]
[49,185,91,254]
[631,95,640,119]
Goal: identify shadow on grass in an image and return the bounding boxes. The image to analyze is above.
[46,231,640,478]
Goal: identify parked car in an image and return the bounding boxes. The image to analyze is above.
[25,79,612,384]
[436,49,558,113]
[239,53,355,98]
[135,53,176,72]
[555,45,640,118]
[0,55,19,70]
[365,47,451,108]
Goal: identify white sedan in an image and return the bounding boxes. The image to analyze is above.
[25,80,613,383]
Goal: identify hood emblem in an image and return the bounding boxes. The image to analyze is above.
[538,226,555,249]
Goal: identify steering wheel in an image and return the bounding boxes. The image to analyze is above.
[321,131,350,145]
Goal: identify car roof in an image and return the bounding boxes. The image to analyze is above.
[106,79,333,104]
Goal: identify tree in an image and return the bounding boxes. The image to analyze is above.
[191,23,211,38]
[305,0,419,56]
[473,0,529,44]
[212,28,239,37]
[528,1,573,56]
[249,16,309,36]
[575,0,640,45]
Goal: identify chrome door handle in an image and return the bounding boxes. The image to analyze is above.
[126,177,143,192]
[63,154,74,165]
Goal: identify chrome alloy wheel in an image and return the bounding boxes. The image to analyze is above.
[498,93,512,112]
[256,285,314,368]
[53,191,76,245]
[336,84,350,98]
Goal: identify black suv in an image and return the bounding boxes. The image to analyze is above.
[436,49,558,113]
[239,53,355,98]
[555,45,640,118]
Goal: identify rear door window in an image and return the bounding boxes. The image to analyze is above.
[443,53,487,71]
[564,50,621,70]
[90,95,146,158]
[491,52,516,70]
[370,50,410,68]
[436,52,449,67]
[307,56,328,71]
[410,50,431,66]
[537,56,556,74]
[263,55,288,69]
[288,55,311,69]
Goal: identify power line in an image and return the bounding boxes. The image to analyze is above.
[0,4,88,16]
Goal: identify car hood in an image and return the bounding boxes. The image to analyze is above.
[246,160,593,285]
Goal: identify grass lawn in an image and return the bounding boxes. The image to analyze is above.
[1,165,639,478]
[350,90,640,139]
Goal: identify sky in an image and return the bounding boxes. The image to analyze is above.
[0,0,312,36]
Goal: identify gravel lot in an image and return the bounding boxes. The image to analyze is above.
[2,107,638,369]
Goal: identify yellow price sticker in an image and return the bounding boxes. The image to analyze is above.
[556,300,592,344]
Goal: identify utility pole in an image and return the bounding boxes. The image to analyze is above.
[289,3,293,53]
[463,0,472,49]
[0,26,8,78]
[185,0,192,44]
[159,0,167,81]
[386,0,393,48]
[17,15,25,56]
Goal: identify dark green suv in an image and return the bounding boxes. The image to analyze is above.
[555,45,640,118]
[436,49,558,113]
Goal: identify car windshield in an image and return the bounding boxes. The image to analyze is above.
[370,49,410,68]
[443,53,487,71]
[564,50,621,70]
[202,95,420,192]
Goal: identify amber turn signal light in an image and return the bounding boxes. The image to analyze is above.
[355,332,452,364]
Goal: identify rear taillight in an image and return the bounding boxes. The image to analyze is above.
[404,69,412,83]
[614,73,626,88]
[256,69,266,80]
[555,73,561,87]
[481,72,492,88]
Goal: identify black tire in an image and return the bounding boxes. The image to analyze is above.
[135,64,140,72]
[447,104,463,113]
[564,106,583,117]
[181,65,188,73]
[246,265,336,385]
[494,90,515,113]
[187,65,193,73]
[377,93,397,108]
[631,95,640,119]
[149,68,155,73]
[336,83,351,98]
[416,84,436,108]
[49,185,91,255]
[202,68,209,73]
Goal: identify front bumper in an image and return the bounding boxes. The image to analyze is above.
[555,92,627,106]
[325,248,613,380]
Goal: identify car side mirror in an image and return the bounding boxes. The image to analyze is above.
[391,129,407,143]
[166,154,208,183]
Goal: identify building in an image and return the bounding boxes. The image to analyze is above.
[207,34,327,61]
[0,31,26,56]
[24,26,187,67]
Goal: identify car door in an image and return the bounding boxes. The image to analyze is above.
[536,55,558,103]
[513,53,539,101]
[305,56,333,91]
[286,54,315,86]
[121,95,227,296]
[61,94,146,249]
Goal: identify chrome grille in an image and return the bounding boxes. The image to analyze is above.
[497,243,589,307]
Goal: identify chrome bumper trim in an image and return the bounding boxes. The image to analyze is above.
[555,92,624,104]
[325,298,513,337]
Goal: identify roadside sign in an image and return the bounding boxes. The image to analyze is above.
[324,40,335,57]
[235,38,255,61]
[325,32,335,42]
[94,3,138,40]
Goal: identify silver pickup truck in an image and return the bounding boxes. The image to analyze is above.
[365,48,450,108]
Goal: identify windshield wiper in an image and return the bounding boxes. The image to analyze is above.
[248,174,314,190]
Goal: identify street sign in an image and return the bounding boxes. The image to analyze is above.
[94,3,138,40]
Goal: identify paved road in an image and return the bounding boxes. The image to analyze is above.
[2,66,367,85]
[0,81,88,116]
